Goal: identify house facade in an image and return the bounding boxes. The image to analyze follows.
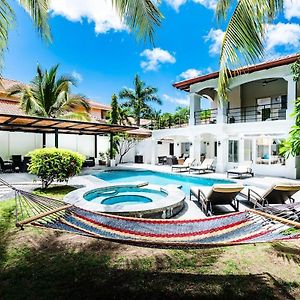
[148,55,300,179]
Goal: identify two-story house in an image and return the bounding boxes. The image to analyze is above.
[148,54,300,179]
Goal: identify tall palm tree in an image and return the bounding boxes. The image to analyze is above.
[9,64,91,120]
[0,1,162,69]
[119,74,161,126]
[216,0,284,100]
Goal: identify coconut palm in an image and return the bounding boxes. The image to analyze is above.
[119,74,161,126]
[9,64,91,120]
[0,1,162,69]
[216,0,284,100]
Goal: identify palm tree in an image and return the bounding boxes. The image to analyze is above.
[0,1,162,69]
[9,64,91,120]
[119,74,161,126]
[216,0,284,100]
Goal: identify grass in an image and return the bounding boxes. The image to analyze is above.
[33,185,77,200]
[1,196,300,299]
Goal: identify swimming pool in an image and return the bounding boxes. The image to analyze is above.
[94,170,233,195]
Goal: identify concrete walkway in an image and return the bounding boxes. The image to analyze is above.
[1,163,300,219]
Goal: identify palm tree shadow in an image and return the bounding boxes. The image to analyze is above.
[0,232,297,300]
[271,242,300,264]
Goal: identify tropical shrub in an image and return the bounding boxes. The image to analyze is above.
[27,148,85,189]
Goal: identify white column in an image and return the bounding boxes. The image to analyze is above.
[252,138,257,164]
[238,136,244,163]
[216,94,226,124]
[173,138,181,158]
[216,137,227,172]
[189,93,201,126]
[286,76,297,118]
[151,138,157,165]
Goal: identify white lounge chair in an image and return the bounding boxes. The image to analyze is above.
[190,184,244,216]
[189,158,215,174]
[247,183,300,206]
[227,161,254,178]
[171,157,195,172]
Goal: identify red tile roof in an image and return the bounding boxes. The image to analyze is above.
[173,54,299,92]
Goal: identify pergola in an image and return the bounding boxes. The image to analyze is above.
[0,113,138,158]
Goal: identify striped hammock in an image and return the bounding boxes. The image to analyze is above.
[5,180,300,249]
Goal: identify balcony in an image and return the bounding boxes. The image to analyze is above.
[194,108,217,125]
[227,102,287,124]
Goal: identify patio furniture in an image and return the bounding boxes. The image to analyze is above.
[12,155,22,172]
[190,184,244,216]
[22,156,31,172]
[83,157,95,168]
[0,156,13,172]
[166,156,178,165]
[227,161,254,178]
[189,158,215,174]
[158,156,167,165]
[171,157,195,172]
[134,155,143,163]
[247,183,300,206]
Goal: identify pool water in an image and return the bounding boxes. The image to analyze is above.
[94,170,233,195]
[84,186,167,205]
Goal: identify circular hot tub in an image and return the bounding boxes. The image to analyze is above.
[64,183,185,219]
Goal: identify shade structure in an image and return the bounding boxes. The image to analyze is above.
[0,113,138,135]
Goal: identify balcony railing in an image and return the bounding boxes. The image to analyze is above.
[227,102,287,124]
[194,108,218,125]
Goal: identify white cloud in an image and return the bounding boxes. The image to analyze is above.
[163,94,189,106]
[179,68,202,79]
[71,71,83,82]
[193,0,217,10]
[165,0,187,12]
[204,29,224,56]
[50,0,127,34]
[140,48,176,71]
[178,67,213,80]
[265,23,300,52]
[284,0,300,20]
[165,0,217,11]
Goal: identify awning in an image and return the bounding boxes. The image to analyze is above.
[0,113,138,135]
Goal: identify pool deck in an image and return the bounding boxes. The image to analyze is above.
[1,163,300,219]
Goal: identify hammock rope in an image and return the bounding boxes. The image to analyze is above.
[1,177,300,249]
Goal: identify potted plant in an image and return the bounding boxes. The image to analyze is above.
[98,152,106,165]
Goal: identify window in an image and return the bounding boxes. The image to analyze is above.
[244,139,252,161]
[228,140,238,162]
[256,137,285,165]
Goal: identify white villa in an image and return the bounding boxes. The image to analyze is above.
[144,54,300,179]
[0,54,300,179]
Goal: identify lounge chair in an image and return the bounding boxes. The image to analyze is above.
[171,157,195,172]
[190,184,244,216]
[189,158,215,174]
[247,183,300,206]
[0,157,13,172]
[227,161,254,178]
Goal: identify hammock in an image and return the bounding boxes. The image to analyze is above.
[2,178,300,249]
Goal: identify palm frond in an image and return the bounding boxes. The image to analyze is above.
[18,0,51,42]
[217,0,284,100]
[0,0,15,68]
[112,0,163,43]
[60,111,91,121]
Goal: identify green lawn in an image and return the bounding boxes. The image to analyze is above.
[1,192,300,299]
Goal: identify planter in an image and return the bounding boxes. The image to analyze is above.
[110,159,116,167]
[98,160,106,166]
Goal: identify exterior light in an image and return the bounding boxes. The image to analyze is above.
[218,141,221,146]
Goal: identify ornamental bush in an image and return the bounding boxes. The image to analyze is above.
[27,148,85,189]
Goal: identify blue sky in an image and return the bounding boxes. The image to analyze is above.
[3,0,300,112]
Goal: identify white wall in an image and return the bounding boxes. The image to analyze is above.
[0,132,110,160]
